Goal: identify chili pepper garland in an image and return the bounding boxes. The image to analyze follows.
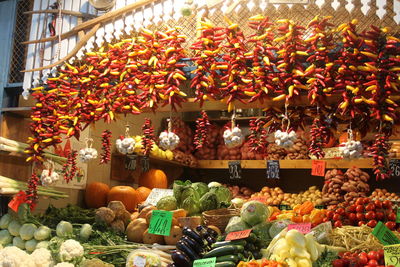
[370,133,392,180]
[247,15,276,103]
[62,150,78,183]
[248,118,268,154]
[100,130,112,164]
[26,173,39,210]
[309,117,329,159]
[190,18,225,105]
[194,111,211,149]
[141,118,155,156]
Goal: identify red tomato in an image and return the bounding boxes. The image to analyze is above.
[358,255,368,265]
[326,210,334,219]
[337,208,345,215]
[375,211,384,221]
[374,200,382,209]
[356,198,364,205]
[356,205,365,213]
[347,205,356,213]
[365,211,376,220]
[385,221,396,230]
[333,214,342,221]
[368,251,379,261]
[348,213,357,221]
[343,251,352,258]
[334,220,343,227]
[363,197,371,204]
[358,221,366,226]
[359,252,368,258]
[367,259,378,267]
[332,259,345,267]
[356,212,365,221]
[377,249,384,259]
[387,212,397,221]
[365,203,375,211]
[383,200,392,208]
[367,220,377,228]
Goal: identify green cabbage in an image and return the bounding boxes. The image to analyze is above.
[269,220,291,238]
[209,186,232,207]
[8,220,21,236]
[181,195,201,216]
[0,230,12,245]
[156,196,178,211]
[225,216,250,233]
[192,182,209,198]
[25,239,38,252]
[13,236,25,249]
[19,223,37,240]
[0,214,12,229]
[180,187,199,203]
[241,201,269,226]
[173,180,192,203]
[252,222,272,246]
[34,225,51,241]
[199,192,218,212]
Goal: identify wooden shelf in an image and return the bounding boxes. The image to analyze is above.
[1,107,32,118]
[112,153,193,168]
[197,158,375,169]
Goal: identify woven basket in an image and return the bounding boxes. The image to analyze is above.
[202,208,240,231]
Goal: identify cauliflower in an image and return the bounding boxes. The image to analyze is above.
[31,248,55,267]
[0,246,35,267]
[40,169,60,187]
[54,263,74,267]
[59,239,84,263]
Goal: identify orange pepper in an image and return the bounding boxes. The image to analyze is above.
[310,209,325,225]
[298,201,315,216]
[269,211,280,221]
[292,214,303,223]
[302,214,311,222]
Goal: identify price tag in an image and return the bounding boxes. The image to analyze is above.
[279,204,291,210]
[397,209,400,224]
[311,160,326,177]
[384,244,400,267]
[372,221,400,246]
[141,156,150,172]
[125,154,137,170]
[315,205,326,210]
[267,160,280,179]
[144,188,173,206]
[250,196,268,203]
[288,223,312,234]
[193,257,216,267]
[8,191,27,212]
[133,256,146,267]
[148,210,173,236]
[390,159,400,177]
[228,161,241,179]
[225,229,252,241]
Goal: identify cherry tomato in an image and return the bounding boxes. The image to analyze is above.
[368,251,379,261]
[377,249,384,259]
[343,251,352,258]
[365,203,375,211]
[356,205,365,213]
[383,200,392,209]
[375,211,384,221]
[387,212,396,221]
[363,197,371,204]
[337,208,345,215]
[347,205,356,213]
[374,200,382,209]
[332,259,345,267]
[348,213,357,221]
[358,221,366,226]
[334,220,343,227]
[385,221,396,230]
[358,255,368,265]
[356,212,365,221]
[367,259,378,267]
[367,220,377,228]
[365,211,376,220]
[356,198,364,205]
[333,214,342,221]
[326,210,334,219]
[359,252,368,258]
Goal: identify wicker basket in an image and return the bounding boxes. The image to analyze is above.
[202,208,240,231]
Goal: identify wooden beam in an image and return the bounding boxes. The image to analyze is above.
[22,0,160,45]
[24,10,97,19]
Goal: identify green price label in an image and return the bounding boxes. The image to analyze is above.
[148,210,173,236]
[384,244,400,267]
[396,209,400,224]
[372,221,400,246]
[193,257,216,267]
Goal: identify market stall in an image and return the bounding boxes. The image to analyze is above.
[0,0,399,266]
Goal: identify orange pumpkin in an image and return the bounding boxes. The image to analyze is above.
[85,182,110,208]
[339,131,362,143]
[136,186,152,202]
[139,169,168,189]
[107,186,139,212]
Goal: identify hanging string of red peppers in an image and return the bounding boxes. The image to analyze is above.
[141,118,155,156]
[194,111,211,149]
[100,130,112,164]
[25,16,400,205]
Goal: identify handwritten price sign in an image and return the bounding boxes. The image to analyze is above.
[311,160,326,177]
[372,221,400,246]
[389,159,400,177]
[250,196,268,203]
[225,229,252,241]
[267,160,280,179]
[193,257,216,267]
[288,223,312,234]
[384,244,400,267]
[228,161,242,179]
[148,210,173,236]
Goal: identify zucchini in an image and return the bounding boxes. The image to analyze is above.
[245,233,258,242]
[216,255,239,263]
[211,240,247,248]
[203,245,244,258]
[215,261,236,267]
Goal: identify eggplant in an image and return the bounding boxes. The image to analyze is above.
[207,227,219,238]
[176,240,201,261]
[182,227,205,246]
[181,236,204,254]
[171,250,192,267]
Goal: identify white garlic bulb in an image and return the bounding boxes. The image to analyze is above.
[274,130,297,148]
[223,127,244,148]
[40,169,60,186]
[78,147,98,163]
[116,137,136,154]
[339,140,363,159]
[159,131,180,150]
